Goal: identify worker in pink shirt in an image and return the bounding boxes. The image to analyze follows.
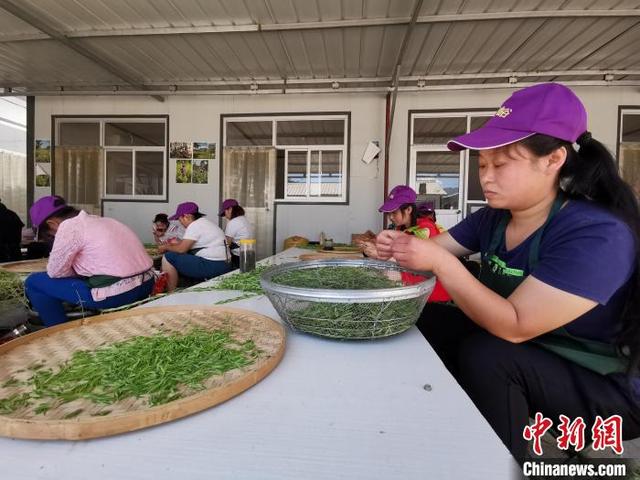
[25,196,155,327]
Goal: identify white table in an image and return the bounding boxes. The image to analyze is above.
[1,248,517,479]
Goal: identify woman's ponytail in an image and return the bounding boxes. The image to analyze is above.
[523,133,640,375]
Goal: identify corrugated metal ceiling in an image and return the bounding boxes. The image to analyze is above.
[0,0,639,96]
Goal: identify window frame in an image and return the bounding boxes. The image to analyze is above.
[617,106,640,196]
[407,109,494,221]
[221,113,350,204]
[52,115,169,203]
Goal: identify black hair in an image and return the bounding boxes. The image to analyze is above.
[192,212,205,220]
[522,133,640,375]
[153,213,169,225]
[417,203,437,222]
[229,205,245,219]
[38,205,80,241]
[397,203,418,229]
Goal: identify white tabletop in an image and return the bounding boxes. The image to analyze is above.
[0,248,517,479]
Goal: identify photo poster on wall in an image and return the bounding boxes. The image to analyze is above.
[170,141,214,184]
[192,142,214,184]
[35,139,51,163]
[170,142,193,183]
[35,162,51,187]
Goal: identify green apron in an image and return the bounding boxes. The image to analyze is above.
[478,194,627,375]
[83,268,153,289]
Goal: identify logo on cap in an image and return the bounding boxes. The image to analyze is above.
[495,106,512,118]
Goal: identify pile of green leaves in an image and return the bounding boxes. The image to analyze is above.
[192,265,269,294]
[0,270,27,312]
[271,266,400,290]
[286,299,422,339]
[0,328,260,416]
[270,266,421,339]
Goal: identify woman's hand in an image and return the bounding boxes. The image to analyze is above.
[392,234,453,273]
[375,230,405,260]
[158,244,169,253]
[376,232,450,273]
[359,240,379,259]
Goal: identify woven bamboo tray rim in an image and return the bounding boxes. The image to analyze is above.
[0,305,285,440]
[0,258,48,274]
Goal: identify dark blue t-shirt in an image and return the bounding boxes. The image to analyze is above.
[449,200,636,343]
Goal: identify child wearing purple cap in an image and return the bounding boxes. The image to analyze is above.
[361,185,450,302]
[377,83,640,463]
[24,196,155,327]
[159,201,231,291]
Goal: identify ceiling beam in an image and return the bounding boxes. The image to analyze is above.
[4,69,639,92]
[0,0,164,102]
[1,9,639,43]
[3,79,640,97]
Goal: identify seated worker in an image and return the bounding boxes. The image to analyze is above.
[376,83,640,464]
[361,185,451,302]
[416,201,445,233]
[159,202,231,291]
[219,198,255,269]
[25,196,154,327]
[0,199,24,262]
[152,213,185,245]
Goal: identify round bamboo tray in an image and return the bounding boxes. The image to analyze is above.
[0,306,285,440]
[0,258,48,274]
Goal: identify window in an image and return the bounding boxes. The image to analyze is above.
[224,115,349,203]
[620,110,640,198]
[55,117,167,202]
[409,111,493,228]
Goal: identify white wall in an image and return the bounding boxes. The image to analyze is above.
[33,85,640,249]
[34,93,386,248]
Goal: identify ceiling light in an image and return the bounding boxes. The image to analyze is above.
[508,76,518,84]
[331,81,340,90]
[604,73,614,82]
[250,82,258,91]
[417,79,426,88]
[169,85,178,92]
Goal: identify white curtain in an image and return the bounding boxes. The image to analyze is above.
[223,147,276,259]
[0,149,27,222]
[54,147,103,215]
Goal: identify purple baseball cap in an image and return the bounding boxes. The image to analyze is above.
[169,201,200,220]
[218,198,239,216]
[30,195,68,228]
[447,83,587,151]
[378,185,417,213]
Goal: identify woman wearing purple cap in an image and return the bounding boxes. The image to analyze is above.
[24,196,155,327]
[158,201,230,291]
[377,83,640,462]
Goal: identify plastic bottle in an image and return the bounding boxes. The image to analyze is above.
[239,239,256,273]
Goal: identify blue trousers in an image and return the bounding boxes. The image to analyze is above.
[25,272,155,327]
[164,251,231,280]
